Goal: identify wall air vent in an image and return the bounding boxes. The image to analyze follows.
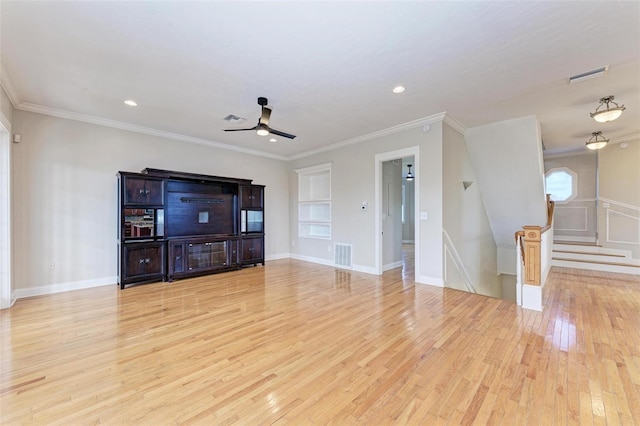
[569,66,609,84]
[334,243,352,268]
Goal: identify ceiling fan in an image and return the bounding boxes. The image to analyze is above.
[224,97,297,139]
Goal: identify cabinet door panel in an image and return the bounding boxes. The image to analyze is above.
[170,242,184,274]
[240,185,263,209]
[124,246,147,279]
[144,180,164,205]
[241,237,263,264]
[124,177,164,205]
[145,245,164,275]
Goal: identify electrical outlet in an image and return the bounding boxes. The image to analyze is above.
[328,245,332,252]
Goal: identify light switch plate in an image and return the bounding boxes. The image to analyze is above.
[420,212,428,220]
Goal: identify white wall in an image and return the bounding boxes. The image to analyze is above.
[466,115,547,274]
[442,123,501,298]
[544,152,597,242]
[598,139,640,258]
[11,110,290,293]
[1,87,14,124]
[289,122,443,283]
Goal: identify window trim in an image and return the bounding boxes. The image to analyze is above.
[545,167,578,204]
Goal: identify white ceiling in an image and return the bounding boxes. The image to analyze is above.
[2,1,639,159]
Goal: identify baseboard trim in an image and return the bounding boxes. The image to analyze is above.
[353,264,378,275]
[14,276,117,300]
[289,253,334,267]
[265,252,290,261]
[383,261,403,271]
[416,275,444,287]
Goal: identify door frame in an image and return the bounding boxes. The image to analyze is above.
[374,146,419,276]
[0,112,12,308]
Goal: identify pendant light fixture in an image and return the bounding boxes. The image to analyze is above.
[406,164,414,181]
[586,131,609,150]
[590,96,626,123]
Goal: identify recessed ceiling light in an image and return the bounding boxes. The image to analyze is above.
[269,138,277,143]
[124,99,138,107]
[393,86,405,94]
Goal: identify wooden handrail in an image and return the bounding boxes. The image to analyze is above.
[515,230,525,263]
[543,194,555,233]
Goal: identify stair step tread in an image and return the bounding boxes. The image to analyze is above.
[554,241,602,247]
[552,257,640,268]
[552,250,626,258]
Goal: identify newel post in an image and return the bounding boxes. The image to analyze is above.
[522,226,542,285]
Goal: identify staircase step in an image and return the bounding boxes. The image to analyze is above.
[552,257,639,268]
[552,244,633,257]
[553,249,626,258]
[552,257,640,275]
[554,240,600,247]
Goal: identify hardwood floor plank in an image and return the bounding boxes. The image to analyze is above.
[2,262,640,424]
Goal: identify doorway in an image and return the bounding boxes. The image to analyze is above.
[375,147,419,277]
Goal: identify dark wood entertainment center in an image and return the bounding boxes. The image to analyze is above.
[117,168,264,289]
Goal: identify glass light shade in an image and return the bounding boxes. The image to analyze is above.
[585,131,609,150]
[405,164,414,181]
[256,125,269,136]
[590,96,625,123]
[592,108,624,123]
[586,140,608,150]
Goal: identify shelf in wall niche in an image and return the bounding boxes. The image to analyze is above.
[299,223,331,239]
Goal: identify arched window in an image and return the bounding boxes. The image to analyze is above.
[545,167,577,203]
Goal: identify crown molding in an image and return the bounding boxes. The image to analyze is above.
[288,112,448,160]
[611,132,640,144]
[16,102,288,161]
[544,132,640,159]
[0,64,22,107]
[443,113,467,135]
[543,149,593,159]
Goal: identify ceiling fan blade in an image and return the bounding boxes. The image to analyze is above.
[268,128,297,139]
[224,126,257,132]
[260,107,271,126]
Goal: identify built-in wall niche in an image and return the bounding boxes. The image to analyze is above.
[299,170,331,201]
[296,163,332,240]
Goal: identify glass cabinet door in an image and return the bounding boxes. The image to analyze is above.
[187,241,228,271]
[241,210,263,233]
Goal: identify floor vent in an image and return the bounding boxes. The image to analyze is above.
[334,243,352,268]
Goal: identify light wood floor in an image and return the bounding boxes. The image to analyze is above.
[2,261,639,425]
